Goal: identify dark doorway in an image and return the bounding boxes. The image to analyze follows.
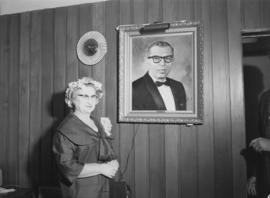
[242,29,270,145]
[242,29,270,198]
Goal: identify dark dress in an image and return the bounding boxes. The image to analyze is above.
[53,113,116,198]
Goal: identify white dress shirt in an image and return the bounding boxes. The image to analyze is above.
[149,74,176,111]
[157,85,176,111]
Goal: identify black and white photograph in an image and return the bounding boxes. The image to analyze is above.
[0,1,266,198]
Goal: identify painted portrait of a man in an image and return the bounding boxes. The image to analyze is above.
[132,40,187,111]
[131,34,194,112]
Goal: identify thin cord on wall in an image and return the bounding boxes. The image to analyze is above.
[118,124,140,182]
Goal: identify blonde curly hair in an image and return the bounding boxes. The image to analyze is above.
[65,77,103,108]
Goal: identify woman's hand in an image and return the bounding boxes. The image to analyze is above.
[107,160,119,170]
[100,160,119,178]
[100,117,112,136]
[249,137,270,152]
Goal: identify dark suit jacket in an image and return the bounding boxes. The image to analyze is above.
[255,89,270,197]
[132,72,186,110]
[243,89,270,198]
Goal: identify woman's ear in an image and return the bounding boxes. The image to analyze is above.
[66,99,73,108]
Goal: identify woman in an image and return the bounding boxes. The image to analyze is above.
[53,77,119,198]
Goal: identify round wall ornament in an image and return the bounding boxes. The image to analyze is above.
[77,31,107,65]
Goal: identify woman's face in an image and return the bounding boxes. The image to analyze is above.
[72,85,98,115]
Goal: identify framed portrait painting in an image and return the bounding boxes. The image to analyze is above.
[117,21,203,124]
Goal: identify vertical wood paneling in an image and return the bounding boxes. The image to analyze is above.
[92,2,106,117]
[241,0,262,29]
[210,1,233,198]
[78,5,92,77]
[41,9,55,186]
[54,8,67,119]
[149,125,165,198]
[241,0,270,29]
[260,0,270,27]
[29,11,42,187]
[227,1,247,198]
[133,2,149,198]
[177,0,194,20]
[19,13,31,186]
[118,123,135,196]
[163,2,180,198]
[118,0,136,195]
[0,17,4,172]
[7,14,20,185]
[162,0,178,21]
[0,1,247,198]
[134,125,149,198]
[66,6,79,119]
[0,16,9,184]
[134,0,145,23]
[147,1,165,198]
[177,2,199,198]
[147,0,162,23]
[198,0,215,198]
[66,6,79,83]
[180,127,198,198]
[164,125,179,198]
[105,0,120,167]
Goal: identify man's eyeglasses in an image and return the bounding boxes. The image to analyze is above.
[148,56,174,63]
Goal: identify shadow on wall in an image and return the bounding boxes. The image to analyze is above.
[243,65,264,145]
[26,91,69,195]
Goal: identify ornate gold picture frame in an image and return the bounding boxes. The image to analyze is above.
[117,21,203,124]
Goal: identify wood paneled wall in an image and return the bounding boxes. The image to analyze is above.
[241,0,270,29]
[0,0,247,198]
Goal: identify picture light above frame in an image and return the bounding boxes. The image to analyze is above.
[116,21,204,125]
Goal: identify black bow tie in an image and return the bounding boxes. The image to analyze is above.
[155,81,170,87]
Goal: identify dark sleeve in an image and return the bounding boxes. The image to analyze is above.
[53,132,84,184]
[241,147,259,178]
